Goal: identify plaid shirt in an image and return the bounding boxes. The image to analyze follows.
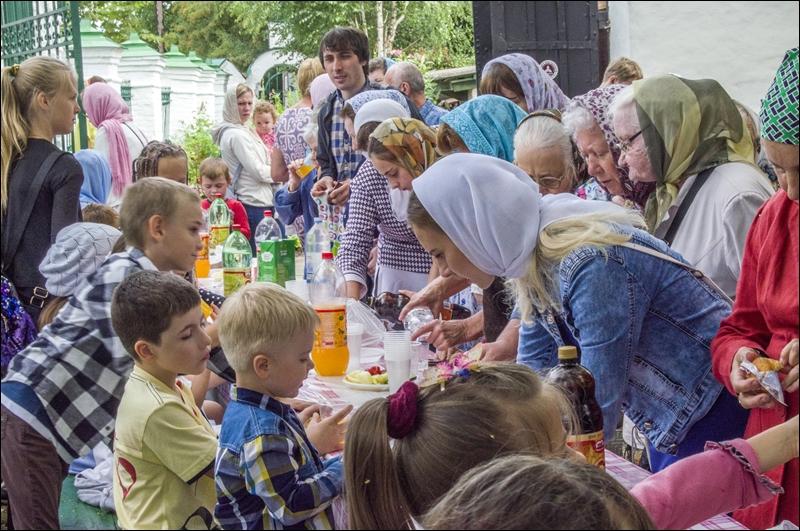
[215,387,343,530]
[419,99,448,126]
[1,248,233,463]
[329,81,385,183]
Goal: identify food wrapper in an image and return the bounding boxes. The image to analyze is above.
[740,358,786,406]
[314,189,346,244]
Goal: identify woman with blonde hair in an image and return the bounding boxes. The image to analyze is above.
[1,57,83,324]
[407,153,748,472]
[211,83,275,253]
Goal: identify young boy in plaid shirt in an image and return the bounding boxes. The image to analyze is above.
[1,178,233,529]
[215,283,351,530]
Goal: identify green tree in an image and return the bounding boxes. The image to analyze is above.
[78,1,178,49]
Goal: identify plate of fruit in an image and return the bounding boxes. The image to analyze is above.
[344,366,390,391]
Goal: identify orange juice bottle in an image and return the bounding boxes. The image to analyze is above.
[309,252,349,376]
[195,233,211,278]
[296,147,316,178]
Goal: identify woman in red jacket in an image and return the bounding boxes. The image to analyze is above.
[711,48,799,529]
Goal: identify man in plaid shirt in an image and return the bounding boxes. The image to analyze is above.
[1,178,233,530]
[312,27,423,207]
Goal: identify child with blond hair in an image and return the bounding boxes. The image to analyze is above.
[1,177,233,528]
[111,270,218,529]
[254,101,278,154]
[215,282,351,530]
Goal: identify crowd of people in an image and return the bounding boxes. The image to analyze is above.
[0,23,797,531]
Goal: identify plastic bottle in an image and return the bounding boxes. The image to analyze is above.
[254,210,282,244]
[222,224,252,296]
[304,217,330,280]
[546,346,605,468]
[208,194,231,251]
[309,252,349,376]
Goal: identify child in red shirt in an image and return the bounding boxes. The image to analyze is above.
[199,158,251,240]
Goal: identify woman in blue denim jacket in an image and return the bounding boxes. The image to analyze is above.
[409,153,748,472]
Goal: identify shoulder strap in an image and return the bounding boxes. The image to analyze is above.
[123,122,148,146]
[620,241,733,305]
[1,150,65,271]
[663,167,714,246]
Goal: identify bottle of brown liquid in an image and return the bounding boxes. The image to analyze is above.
[546,346,605,468]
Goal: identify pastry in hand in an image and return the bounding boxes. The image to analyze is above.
[746,357,784,378]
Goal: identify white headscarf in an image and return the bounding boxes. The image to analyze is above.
[352,99,410,137]
[411,153,624,279]
[210,84,265,150]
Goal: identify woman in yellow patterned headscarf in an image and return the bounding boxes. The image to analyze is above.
[367,117,441,190]
[611,75,760,231]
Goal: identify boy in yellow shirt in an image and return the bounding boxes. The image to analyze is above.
[110,270,218,529]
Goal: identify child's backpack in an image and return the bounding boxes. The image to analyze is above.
[1,273,37,374]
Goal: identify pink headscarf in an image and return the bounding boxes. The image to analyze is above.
[82,83,134,197]
[482,53,571,112]
[310,74,336,108]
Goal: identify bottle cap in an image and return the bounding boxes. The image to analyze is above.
[558,346,578,360]
[322,252,333,260]
[232,224,241,231]
[263,210,272,217]
[215,193,223,198]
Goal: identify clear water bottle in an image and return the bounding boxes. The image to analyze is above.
[310,252,348,376]
[305,217,330,280]
[222,224,252,296]
[208,194,231,251]
[254,210,281,244]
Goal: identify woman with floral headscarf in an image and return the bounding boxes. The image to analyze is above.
[480,53,570,113]
[711,48,799,529]
[562,85,655,210]
[610,75,773,300]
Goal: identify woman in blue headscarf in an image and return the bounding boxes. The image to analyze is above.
[436,95,527,162]
[74,149,112,209]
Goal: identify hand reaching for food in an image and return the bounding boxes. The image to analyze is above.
[305,404,353,455]
[780,338,798,393]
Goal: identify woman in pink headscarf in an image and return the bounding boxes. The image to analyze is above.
[82,83,148,210]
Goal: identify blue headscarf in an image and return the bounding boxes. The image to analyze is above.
[380,56,396,69]
[345,89,411,116]
[75,149,112,208]
[440,95,527,162]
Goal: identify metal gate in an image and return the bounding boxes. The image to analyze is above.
[473,1,608,98]
[1,1,87,151]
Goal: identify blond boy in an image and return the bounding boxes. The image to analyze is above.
[111,270,218,529]
[215,283,351,530]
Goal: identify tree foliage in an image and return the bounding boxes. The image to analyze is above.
[79,1,474,71]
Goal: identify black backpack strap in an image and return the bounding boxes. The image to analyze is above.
[1,150,65,271]
[663,167,714,247]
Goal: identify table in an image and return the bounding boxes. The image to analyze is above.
[301,347,746,531]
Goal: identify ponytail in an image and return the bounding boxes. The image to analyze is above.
[345,399,413,530]
[1,56,75,213]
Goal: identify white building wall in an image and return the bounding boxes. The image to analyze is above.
[118,56,166,141]
[609,1,799,111]
[82,47,122,91]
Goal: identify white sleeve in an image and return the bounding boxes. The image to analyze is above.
[230,133,272,184]
[94,127,110,162]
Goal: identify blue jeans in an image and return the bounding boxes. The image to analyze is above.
[242,203,286,255]
[647,388,748,472]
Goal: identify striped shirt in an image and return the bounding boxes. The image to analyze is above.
[335,160,432,287]
[215,387,343,530]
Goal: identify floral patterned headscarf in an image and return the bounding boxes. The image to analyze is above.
[369,118,440,178]
[571,85,655,209]
[482,53,571,112]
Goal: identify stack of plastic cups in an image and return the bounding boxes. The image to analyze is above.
[285,280,310,303]
[383,331,412,393]
[346,323,364,373]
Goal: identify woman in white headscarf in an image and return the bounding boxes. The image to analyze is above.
[210,83,274,254]
[408,153,748,472]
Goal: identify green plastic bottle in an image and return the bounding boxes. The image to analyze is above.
[222,224,252,296]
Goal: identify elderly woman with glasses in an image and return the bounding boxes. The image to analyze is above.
[513,109,610,201]
[609,75,773,301]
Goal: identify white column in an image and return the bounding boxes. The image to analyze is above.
[119,32,166,142]
[214,70,230,122]
[161,59,202,140]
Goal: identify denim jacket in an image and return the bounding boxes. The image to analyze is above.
[516,227,732,454]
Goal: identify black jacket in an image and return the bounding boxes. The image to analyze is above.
[315,81,424,182]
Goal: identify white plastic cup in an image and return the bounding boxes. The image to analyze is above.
[384,331,411,393]
[346,323,364,372]
[411,341,430,377]
[285,280,310,302]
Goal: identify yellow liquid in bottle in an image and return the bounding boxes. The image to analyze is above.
[311,303,349,376]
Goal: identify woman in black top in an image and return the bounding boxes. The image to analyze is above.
[1,57,83,321]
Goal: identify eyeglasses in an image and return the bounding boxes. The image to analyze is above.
[532,173,568,190]
[616,130,642,154]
